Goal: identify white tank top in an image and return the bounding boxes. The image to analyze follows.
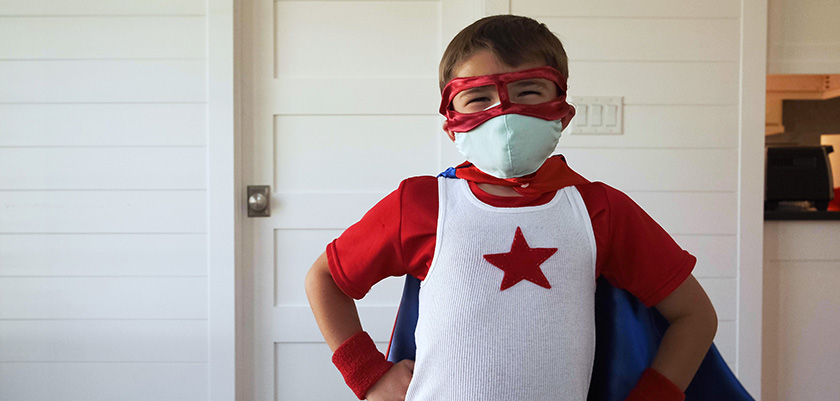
[404,177,598,401]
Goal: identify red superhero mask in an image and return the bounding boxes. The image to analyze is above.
[440,66,576,133]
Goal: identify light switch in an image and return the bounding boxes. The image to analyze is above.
[568,96,623,135]
[590,104,603,126]
[605,105,618,126]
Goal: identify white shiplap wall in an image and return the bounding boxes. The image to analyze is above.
[513,0,743,370]
[0,1,210,400]
[768,0,840,74]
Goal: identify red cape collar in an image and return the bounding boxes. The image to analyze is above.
[444,155,590,196]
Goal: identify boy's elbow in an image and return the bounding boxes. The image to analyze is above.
[304,264,318,297]
[704,301,718,340]
[304,252,331,297]
[693,296,718,345]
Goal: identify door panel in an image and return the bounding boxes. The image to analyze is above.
[241,0,479,399]
[273,115,440,192]
[274,1,440,77]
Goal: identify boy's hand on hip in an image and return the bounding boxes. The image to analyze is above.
[365,359,415,401]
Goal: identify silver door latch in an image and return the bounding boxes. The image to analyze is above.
[247,185,271,217]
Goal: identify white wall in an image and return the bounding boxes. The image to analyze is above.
[0,1,212,400]
[763,222,840,400]
[513,0,745,371]
[768,0,840,74]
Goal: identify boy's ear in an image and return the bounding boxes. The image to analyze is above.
[442,121,456,142]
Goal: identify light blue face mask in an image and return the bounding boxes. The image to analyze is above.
[454,113,564,179]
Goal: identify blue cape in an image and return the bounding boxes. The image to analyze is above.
[386,275,754,400]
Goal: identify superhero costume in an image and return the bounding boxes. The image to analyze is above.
[381,164,754,401]
[327,157,739,400]
[328,65,752,399]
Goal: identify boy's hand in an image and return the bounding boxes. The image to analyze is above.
[365,359,415,401]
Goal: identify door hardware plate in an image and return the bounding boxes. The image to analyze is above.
[247,185,271,217]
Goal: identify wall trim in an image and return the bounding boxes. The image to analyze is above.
[736,0,767,397]
[207,0,237,399]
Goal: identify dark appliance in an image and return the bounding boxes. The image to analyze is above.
[765,145,834,211]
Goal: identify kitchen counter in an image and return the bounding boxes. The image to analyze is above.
[764,210,840,220]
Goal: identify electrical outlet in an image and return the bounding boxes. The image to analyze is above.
[568,96,623,135]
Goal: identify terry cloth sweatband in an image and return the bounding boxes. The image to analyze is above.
[332,331,394,399]
[624,368,685,401]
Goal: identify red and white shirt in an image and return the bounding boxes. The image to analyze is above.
[327,175,695,308]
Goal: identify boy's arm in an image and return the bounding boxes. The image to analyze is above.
[305,251,363,350]
[305,251,414,400]
[651,274,718,389]
[626,274,718,400]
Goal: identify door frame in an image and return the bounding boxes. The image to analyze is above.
[736,0,767,396]
[207,0,238,400]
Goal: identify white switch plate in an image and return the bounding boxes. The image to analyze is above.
[568,96,623,135]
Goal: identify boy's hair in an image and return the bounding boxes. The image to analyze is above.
[439,15,569,91]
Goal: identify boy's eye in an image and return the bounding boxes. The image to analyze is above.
[506,78,557,105]
[465,96,492,105]
[452,85,497,113]
[515,90,543,97]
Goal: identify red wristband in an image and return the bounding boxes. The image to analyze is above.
[624,368,685,401]
[332,331,394,399]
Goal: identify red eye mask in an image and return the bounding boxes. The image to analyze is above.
[440,66,576,133]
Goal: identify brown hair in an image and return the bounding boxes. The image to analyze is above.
[439,15,569,91]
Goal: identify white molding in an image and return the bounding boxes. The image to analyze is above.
[233,0,257,399]
[207,0,237,400]
[736,0,767,397]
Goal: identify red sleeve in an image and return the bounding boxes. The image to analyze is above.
[577,182,696,307]
[326,176,438,299]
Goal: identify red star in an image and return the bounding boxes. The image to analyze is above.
[483,226,558,291]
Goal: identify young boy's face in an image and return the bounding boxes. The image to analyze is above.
[449,50,559,115]
[440,49,574,178]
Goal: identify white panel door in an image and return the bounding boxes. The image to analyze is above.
[240,1,481,399]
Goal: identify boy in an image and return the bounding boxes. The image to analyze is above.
[306,15,718,401]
